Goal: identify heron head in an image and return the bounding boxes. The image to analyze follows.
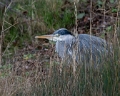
[35,28,74,42]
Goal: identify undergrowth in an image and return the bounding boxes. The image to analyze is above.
[0,0,120,96]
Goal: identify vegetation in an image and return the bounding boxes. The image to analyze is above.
[0,0,120,96]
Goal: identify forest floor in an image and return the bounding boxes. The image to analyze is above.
[0,0,120,96]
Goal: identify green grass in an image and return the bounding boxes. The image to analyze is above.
[1,0,74,53]
[1,58,119,96]
[0,0,120,96]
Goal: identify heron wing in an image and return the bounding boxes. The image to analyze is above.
[77,34,108,64]
[55,34,111,66]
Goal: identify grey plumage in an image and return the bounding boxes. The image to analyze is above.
[35,28,112,67]
[56,34,111,65]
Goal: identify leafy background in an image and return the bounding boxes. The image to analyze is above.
[0,0,120,96]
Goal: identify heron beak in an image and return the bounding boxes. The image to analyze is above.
[35,35,54,40]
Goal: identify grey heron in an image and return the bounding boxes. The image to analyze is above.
[35,28,112,67]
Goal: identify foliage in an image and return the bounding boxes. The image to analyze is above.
[0,0,120,96]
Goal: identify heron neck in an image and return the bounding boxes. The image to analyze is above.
[58,35,75,42]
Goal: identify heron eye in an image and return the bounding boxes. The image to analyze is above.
[55,34,60,37]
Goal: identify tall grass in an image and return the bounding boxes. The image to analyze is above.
[0,0,120,96]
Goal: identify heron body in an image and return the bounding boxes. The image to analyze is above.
[35,28,111,67]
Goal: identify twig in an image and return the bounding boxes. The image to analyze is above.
[0,1,13,66]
